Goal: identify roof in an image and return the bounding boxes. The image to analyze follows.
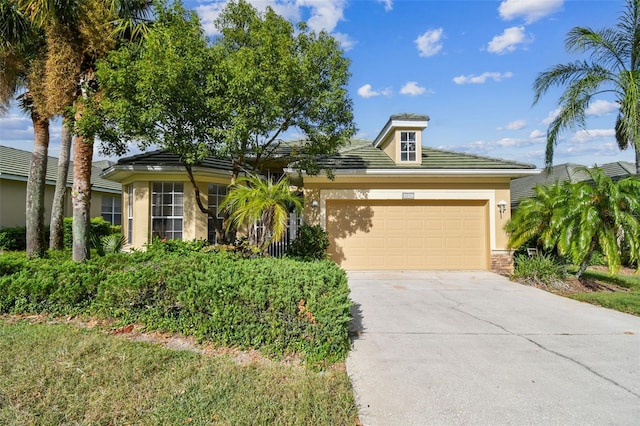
[510,161,637,208]
[312,139,537,172]
[0,145,121,193]
[101,150,236,182]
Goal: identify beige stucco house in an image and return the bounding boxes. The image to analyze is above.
[102,114,538,273]
[0,146,122,229]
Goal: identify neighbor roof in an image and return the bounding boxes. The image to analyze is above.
[312,139,537,172]
[510,161,637,208]
[0,145,120,193]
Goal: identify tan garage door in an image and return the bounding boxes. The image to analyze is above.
[326,200,488,270]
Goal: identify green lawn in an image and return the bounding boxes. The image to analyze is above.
[568,268,640,316]
[0,319,358,425]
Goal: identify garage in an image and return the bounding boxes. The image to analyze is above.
[325,200,489,270]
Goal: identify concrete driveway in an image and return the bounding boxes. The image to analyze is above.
[346,271,640,426]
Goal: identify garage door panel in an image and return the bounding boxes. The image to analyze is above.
[326,200,488,270]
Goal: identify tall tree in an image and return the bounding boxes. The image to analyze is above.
[507,168,640,278]
[0,0,50,258]
[18,0,151,261]
[533,0,640,173]
[221,174,302,252]
[49,115,72,249]
[92,0,355,239]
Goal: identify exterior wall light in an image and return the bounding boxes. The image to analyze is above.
[311,200,319,210]
[497,200,507,219]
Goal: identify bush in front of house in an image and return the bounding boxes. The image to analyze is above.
[0,227,28,251]
[0,250,352,368]
[286,224,330,260]
[512,253,568,289]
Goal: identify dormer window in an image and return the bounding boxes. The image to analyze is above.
[400,131,417,161]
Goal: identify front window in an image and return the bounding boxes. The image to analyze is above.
[127,185,133,244]
[101,195,122,225]
[207,183,228,243]
[151,182,183,241]
[400,131,417,162]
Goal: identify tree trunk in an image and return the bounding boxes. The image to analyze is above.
[26,113,49,258]
[576,238,598,279]
[71,132,93,262]
[635,144,639,175]
[49,116,72,250]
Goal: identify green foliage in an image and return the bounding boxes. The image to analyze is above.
[63,216,117,249]
[0,250,352,367]
[506,168,640,278]
[286,224,330,260]
[0,227,27,251]
[91,0,355,176]
[533,0,640,171]
[512,253,567,287]
[222,175,302,251]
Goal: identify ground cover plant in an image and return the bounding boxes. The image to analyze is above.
[510,254,640,316]
[0,319,358,425]
[0,244,352,368]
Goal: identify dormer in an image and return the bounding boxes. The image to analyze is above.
[373,113,430,166]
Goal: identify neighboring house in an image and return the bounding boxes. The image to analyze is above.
[103,114,538,273]
[0,146,122,229]
[510,161,637,210]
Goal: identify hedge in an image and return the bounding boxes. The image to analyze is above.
[0,250,352,368]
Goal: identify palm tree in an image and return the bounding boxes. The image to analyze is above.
[1,0,50,258]
[507,167,640,278]
[17,0,151,261]
[506,180,573,252]
[533,0,640,173]
[49,115,72,249]
[221,174,302,253]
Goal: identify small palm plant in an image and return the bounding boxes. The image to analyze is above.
[221,174,302,253]
[507,167,640,278]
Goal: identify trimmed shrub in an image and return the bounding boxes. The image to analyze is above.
[286,224,330,260]
[512,253,567,289]
[63,217,117,249]
[0,227,27,251]
[0,250,352,368]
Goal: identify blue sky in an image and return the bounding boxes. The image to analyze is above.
[0,0,634,168]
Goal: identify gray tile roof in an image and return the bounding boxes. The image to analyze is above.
[314,139,536,170]
[113,150,235,171]
[0,145,121,192]
[510,161,637,208]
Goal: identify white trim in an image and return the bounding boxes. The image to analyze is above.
[373,119,429,148]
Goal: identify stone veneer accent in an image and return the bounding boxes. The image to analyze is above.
[491,251,514,275]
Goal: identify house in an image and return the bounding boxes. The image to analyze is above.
[510,161,637,209]
[102,114,538,273]
[0,146,122,229]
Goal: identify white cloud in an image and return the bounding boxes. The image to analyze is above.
[453,71,513,85]
[400,81,427,96]
[586,99,619,116]
[487,26,531,54]
[333,32,356,51]
[378,0,393,12]
[415,28,444,57]
[499,0,564,24]
[499,119,527,130]
[196,0,346,36]
[357,84,392,98]
[571,128,615,143]
[541,108,561,125]
[529,129,545,139]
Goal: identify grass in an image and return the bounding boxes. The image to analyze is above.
[0,319,358,425]
[568,268,640,316]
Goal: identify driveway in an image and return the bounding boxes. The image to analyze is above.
[346,271,640,426]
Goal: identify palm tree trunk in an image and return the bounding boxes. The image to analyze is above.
[635,145,639,175]
[26,113,49,258]
[576,238,598,279]
[71,132,93,262]
[49,116,72,249]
